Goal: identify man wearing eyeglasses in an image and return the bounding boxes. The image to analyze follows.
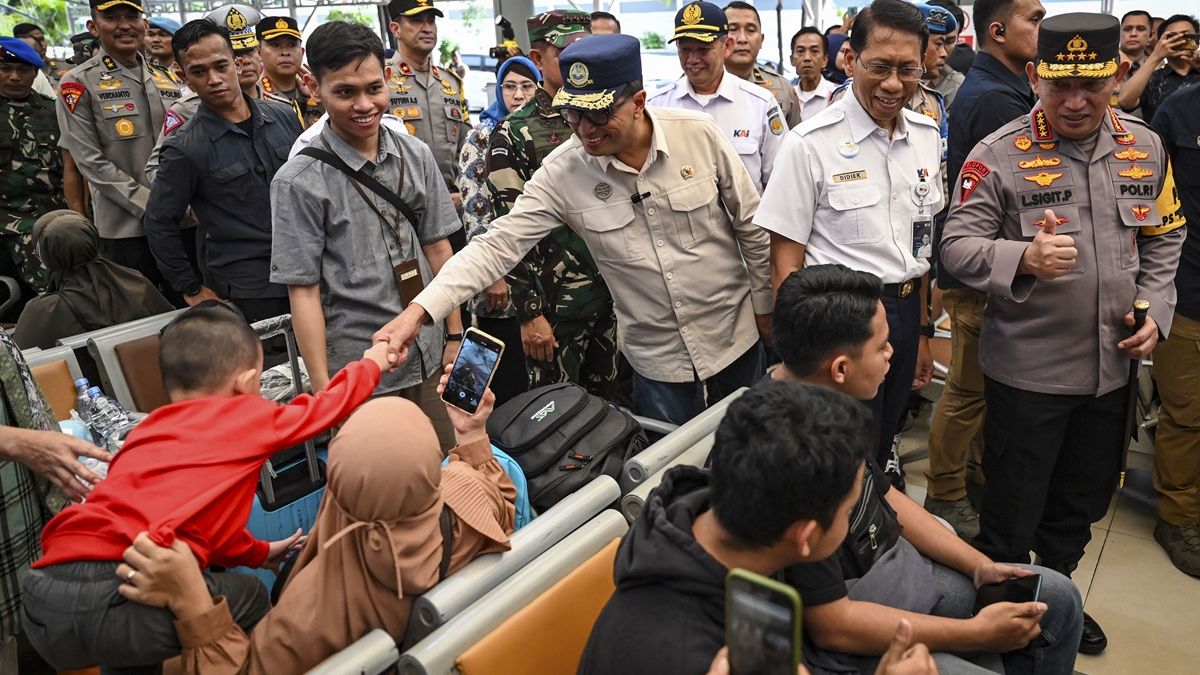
[486,11,619,399]
[647,1,785,194]
[756,0,943,490]
[376,34,771,426]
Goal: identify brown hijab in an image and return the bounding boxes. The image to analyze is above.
[12,211,173,349]
[242,398,513,674]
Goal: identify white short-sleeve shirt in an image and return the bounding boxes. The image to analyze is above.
[755,89,944,284]
[646,71,786,193]
[794,77,838,121]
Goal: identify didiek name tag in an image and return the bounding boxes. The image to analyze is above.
[832,170,868,184]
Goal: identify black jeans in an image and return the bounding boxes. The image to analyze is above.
[867,292,921,468]
[21,560,270,673]
[975,377,1125,566]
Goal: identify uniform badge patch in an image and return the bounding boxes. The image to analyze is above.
[1114,148,1149,161]
[1014,135,1033,151]
[407,106,420,118]
[1038,142,1057,150]
[769,116,784,136]
[404,121,416,136]
[959,160,990,202]
[733,129,750,138]
[1115,133,1136,145]
[162,109,185,135]
[1023,171,1063,187]
[59,82,85,113]
[681,165,694,179]
[114,118,135,137]
[1131,205,1151,221]
[1119,164,1153,180]
[1033,215,1068,228]
[1018,155,1061,170]
[593,182,613,201]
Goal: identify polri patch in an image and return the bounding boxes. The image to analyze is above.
[59,82,85,113]
[162,109,185,136]
[959,160,990,202]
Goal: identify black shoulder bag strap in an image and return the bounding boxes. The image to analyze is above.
[438,505,455,582]
[297,146,422,230]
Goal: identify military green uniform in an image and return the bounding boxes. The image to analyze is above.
[0,90,61,294]
[486,87,617,397]
[747,64,802,129]
[386,56,471,195]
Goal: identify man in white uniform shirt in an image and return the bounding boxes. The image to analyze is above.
[791,26,839,120]
[756,0,943,489]
[647,1,785,193]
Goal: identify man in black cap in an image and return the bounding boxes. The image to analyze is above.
[257,16,322,128]
[376,33,772,426]
[942,12,1185,654]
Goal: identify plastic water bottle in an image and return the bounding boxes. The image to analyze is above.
[86,387,131,446]
[74,378,92,424]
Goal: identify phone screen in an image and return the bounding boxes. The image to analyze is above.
[727,575,800,675]
[974,574,1043,612]
[441,329,504,414]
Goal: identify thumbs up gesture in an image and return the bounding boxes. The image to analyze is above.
[1019,209,1078,280]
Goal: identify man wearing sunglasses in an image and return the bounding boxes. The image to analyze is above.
[756,0,943,492]
[377,34,771,426]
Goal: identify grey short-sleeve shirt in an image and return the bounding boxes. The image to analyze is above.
[270,125,461,392]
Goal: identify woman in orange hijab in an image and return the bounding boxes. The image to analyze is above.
[115,369,516,673]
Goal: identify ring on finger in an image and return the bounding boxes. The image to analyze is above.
[126,569,138,583]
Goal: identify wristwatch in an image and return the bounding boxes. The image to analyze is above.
[445,332,464,342]
[919,322,935,338]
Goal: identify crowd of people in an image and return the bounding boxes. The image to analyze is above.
[0,0,1197,672]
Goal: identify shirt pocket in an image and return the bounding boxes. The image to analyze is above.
[826,184,885,244]
[1116,201,1155,269]
[211,160,251,184]
[730,136,757,158]
[579,201,641,262]
[97,101,144,141]
[667,175,720,246]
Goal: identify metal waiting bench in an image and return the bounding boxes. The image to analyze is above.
[620,387,746,491]
[397,509,629,675]
[620,432,715,523]
[402,475,621,649]
[307,630,399,675]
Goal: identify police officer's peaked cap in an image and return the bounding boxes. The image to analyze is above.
[0,37,45,69]
[257,16,301,42]
[1035,13,1120,80]
[388,0,444,20]
[90,0,144,13]
[204,4,263,51]
[670,1,727,44]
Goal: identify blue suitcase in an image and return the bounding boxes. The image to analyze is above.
[235,315,329,588]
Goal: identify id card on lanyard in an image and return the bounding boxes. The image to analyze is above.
[912,168,933,259]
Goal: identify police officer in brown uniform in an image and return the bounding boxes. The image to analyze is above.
[386,0,471,213]
[941,13,1185,655]
[257,16,323,128]
[57,0,183,291]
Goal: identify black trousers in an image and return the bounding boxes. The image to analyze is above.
[867,292,921,467]
[975,377,1125,567]
[474,314,528,407]
[100,235,200,308]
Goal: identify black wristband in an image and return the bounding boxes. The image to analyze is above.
[919,323,935,338]
[445,332,464,342]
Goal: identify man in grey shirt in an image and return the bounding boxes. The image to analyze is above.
[270,21,462,448]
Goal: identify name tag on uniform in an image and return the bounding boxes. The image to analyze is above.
[832,170,867,184]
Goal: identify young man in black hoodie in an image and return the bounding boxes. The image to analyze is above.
[771,265,1084,675]
[579,380,869,674]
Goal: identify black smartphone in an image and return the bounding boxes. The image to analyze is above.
[726,569,802,675]
[440,327,505,414]
[974,574,1043,613]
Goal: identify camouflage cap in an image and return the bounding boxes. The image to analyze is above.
[528,10,591,48]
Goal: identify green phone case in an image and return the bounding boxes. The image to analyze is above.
[725,568,803,675]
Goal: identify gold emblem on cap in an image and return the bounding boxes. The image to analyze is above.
[682,3,703,25]
[568,62,592,88]
[275,18,289,29]
[1056,34,1098,63]
[681,165,694,179]
[226,8,247,31]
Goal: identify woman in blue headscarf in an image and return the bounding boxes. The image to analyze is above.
[824,33,849,84]
[454,55,540,404]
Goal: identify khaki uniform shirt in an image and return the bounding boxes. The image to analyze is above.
[386,55,470,193]
[261,75,322,129]
[941,107,1185,396]
[413,107,771,382]
[748,65,802,129]
[56,48,181,239]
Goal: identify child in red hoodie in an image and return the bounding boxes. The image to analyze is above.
[21,303,392,672]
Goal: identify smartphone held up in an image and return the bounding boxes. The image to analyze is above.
[441,328,505,414]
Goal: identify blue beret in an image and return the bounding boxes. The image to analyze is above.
[148,17,182,35]
[0,37,44,69]
[917,4,958,35]
[553,34,641,111]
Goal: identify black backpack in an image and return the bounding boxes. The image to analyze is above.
[486,383,648,512]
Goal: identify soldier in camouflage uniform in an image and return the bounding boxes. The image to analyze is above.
[0,38,63,298]
[486,11,618,399]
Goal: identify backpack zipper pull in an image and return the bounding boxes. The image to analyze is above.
[869,523,878,550]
